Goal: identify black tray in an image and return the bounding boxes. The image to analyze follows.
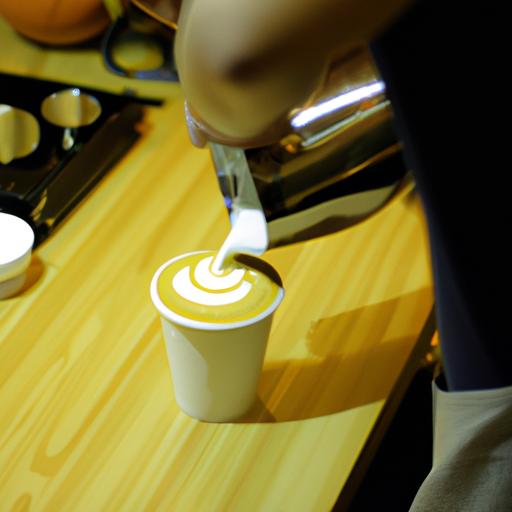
[0,72,161,247]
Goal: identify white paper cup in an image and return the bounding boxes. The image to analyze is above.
[150,251,284,422]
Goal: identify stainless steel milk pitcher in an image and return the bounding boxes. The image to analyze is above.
[210,47,410,248]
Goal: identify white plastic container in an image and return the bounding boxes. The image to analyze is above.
[0,212,35,299]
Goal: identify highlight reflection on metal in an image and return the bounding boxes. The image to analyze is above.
[41,88,102,150]
[0,104,40,164]
[291,81,385,129]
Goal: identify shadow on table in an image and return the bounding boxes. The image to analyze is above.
[21,255,46,291]
[3,254,46,299]
[238,287,433,423]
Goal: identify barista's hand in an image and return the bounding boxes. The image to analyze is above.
[183,100,292,149]
[174,0,413,148]
[184,101,207,148]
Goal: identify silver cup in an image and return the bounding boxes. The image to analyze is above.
[41,88,101,150]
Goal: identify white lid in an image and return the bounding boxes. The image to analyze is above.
[0,212,35,282]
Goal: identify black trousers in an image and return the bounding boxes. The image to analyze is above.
[372,2,511,391]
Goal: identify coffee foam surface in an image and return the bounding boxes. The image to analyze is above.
[156,251,282,324]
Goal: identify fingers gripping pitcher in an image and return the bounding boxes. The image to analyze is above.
[150,251,284,422]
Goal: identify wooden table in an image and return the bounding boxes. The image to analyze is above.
[0,18,434,511]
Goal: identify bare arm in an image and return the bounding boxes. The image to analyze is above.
[174,0,413,146]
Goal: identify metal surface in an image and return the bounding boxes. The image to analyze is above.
[0,105,40,164]
[41,88,102,150]
[0,72,158,247]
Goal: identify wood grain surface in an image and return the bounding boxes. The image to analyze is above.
[0,18,433,512]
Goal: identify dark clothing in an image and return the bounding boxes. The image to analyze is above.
[371,2,511,391]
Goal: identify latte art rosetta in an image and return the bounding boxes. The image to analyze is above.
[156,251,282,324]
[172,256,251,306]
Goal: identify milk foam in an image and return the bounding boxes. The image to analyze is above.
[154,251,282,325]
[172,255,252,306]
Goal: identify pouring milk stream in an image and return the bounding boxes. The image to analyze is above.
[209,143,269,273]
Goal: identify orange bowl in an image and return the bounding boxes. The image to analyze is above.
[0,0,111,45]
